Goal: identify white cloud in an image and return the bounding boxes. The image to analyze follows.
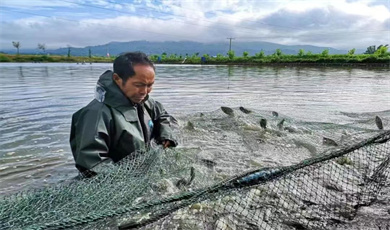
[0,0,389,50]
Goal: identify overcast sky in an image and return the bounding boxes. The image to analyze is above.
[0,0,389,51]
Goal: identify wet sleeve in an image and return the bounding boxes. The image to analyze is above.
[70,104,112,171]
[153,101,178,147]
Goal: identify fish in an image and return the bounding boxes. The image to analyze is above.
[176,167,196,188]
[302,199,317,206]
[200,159,217,169]
[185,121,195,130]
[272,111,279,117]
[176,179,187,188]
[282,220,307,230]
[221,106,234,116]
[189,166,195,183]
[375,116,383,130]
[324,181,343,192]
[293,139,317,155]
[260,118,267,129]
[284,126,298,133]
[323,137,338,146]
[277,119,285,130]
[239,106,252,114]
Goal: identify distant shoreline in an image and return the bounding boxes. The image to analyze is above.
[1,61,389,68]
[1,53,389,68]
[223,62,390,68]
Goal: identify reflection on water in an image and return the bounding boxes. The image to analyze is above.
[0,63,389,194]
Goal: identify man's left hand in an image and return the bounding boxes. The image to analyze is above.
[162,140,172,148]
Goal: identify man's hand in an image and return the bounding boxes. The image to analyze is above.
[162,140,172,148]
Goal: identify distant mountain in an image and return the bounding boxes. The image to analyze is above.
[2,40,354,56]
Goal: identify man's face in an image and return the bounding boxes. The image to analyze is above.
[113,64,155,104]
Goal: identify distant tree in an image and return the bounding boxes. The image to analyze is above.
[88,48,92,58]
[150,55,159,62]
[195,52,199,57]
[298,49,305,57]
[216,53,224,58]
[364,45,376,54]
[364,44,388,54]
[306,51,313,56]
[12,41,20,55]
[243,51,249,57]
[348,48,355,55]
[227,50,235,59]
[37,43,46,53]
[274,48,282,56]
[255,50,265,58]
[321,49,329,56]
[375,45,389,57]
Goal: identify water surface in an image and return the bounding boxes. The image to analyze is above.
[0,63,389,194]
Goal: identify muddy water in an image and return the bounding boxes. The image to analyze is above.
[0,63,389,194]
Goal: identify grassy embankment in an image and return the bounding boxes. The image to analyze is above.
[1,52,389,67]
[0,54,112,63]
[148,51,390,67]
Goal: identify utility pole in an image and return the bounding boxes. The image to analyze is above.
[227,37,235,52]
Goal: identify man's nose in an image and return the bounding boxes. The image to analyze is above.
[140,86,148,95]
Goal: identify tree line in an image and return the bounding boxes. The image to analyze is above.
[10,41,389,57]
[148,45,389,65]
[4,41,390,66]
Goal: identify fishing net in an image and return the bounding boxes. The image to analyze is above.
[1,107,389,230]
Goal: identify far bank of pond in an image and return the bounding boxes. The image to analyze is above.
[1,53,389,68]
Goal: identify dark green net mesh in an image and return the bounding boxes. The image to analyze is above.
[1,108,389,229]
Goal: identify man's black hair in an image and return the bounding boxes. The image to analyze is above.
[113,52,155,82]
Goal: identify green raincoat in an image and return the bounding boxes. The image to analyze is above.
[70,70,177,172]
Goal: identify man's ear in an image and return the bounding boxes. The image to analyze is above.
[113,73,122,85]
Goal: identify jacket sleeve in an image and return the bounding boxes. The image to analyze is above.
[70,103,112,171]
[153,101,178,147]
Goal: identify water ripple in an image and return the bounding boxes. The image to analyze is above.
[0,63,389,194]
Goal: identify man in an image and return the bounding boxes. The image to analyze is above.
[70,52,177,176]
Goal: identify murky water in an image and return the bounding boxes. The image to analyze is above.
[0,63,389,194]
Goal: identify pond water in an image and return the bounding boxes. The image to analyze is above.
[0,63,389,194]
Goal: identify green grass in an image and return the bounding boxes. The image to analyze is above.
[0,54,114,63]
[1,53,389,67]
